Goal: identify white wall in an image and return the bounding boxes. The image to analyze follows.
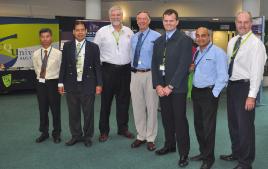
[0,0,85,18]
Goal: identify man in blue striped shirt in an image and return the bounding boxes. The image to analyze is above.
[130,11,161,151]
[190,27,228,169]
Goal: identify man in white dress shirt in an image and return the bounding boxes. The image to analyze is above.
[94,5,134,142]
[32,28,62,144]
[220,11,267,169]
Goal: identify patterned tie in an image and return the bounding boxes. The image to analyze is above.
[133,33,144,68]
[40,50,48,79]
[76,43,82,75]
[228,37,242,78]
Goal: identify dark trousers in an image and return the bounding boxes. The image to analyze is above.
[66,84,95,140]
[192,86,219,162]
[159,93,190,156]
[36,79,61,136]
[227,81,255,168]
[99,62,131,134]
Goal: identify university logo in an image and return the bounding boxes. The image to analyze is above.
[2,74,12,88]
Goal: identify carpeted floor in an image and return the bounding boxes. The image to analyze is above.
[0,88,267,169]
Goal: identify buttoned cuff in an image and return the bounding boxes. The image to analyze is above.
[58,83,64,87]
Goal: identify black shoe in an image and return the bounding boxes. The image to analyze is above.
[84,140,92,147]
[52,135,61,144]
[36,133,49,143]
[155,146,176,155]
[131,139,146,148]
[190,154,203,161]
[118,130,134,139]
[99,133,109,142]
[65,138,80,146]
[178,155,189,167]
[200,161,214,169]
[233,165,252,169]
[220,154,238,161]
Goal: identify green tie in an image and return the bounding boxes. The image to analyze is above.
[76,43,83,77]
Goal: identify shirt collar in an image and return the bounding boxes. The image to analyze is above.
[41,45,52,51]
[139,28,150,35]
[75,39,86,46]
[110,24,124,33]
[197,42,212,53]
[166,29,176,40]
[240,30,252,40]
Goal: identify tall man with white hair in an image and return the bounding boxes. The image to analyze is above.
[220,11,267,169]
[94,5,134,142]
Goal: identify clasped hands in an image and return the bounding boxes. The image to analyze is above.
[156,85,172,97]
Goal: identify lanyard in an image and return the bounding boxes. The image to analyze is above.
[76,40,86,59]
[40,46,52,63]
[138,29,150,50]
[231,32,252,59]
[112,31,121,45]
[194,43,213,68]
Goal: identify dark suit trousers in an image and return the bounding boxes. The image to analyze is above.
[227,81,255,168]
[36,79,61,136]
[99,62,131,134]
[66,83,95,140]
[159,93,190,156]
[192,86,219,162]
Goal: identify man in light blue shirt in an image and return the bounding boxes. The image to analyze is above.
[130,11,161,151]
[190,27,228,169]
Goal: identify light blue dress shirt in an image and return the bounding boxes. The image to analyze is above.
[166,29,176,40]
[193,42,229,97]
[131,28,161,69]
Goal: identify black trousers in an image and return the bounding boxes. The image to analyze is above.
[99,62,131,134]
[66,83,95,141]
[159,93,190,156]
[36,79,61,136]
[192,86,219,162]
[227,81,255,168]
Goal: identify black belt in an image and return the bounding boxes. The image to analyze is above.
[229,79,249,84]
[102,62,130,68]
[131,68,151,73]
[193,85,214,91]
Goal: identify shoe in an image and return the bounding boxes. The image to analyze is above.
[220,154,238,161]
[147,142,156,151]
[99,133,109,142]
[190,154,203,161]
[65,138,79,146]
[178,155,189,167]
[118,130,134,139]
[35,133,49,143]
[233,165,252,169]
[131,139,146,148]
[84,140,92,147]
[53,136,61,144]
[155,146,176,155]
[200,161,214,169]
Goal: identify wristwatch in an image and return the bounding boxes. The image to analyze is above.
[168,85,174,90]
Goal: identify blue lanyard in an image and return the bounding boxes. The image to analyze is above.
[40,46,52,63]
[76,40,86,59]
[194,44,213,68]
[138,29,150,49]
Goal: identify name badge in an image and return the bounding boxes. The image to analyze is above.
[39,78,45,83]
[159,65,165,71]
[138,60,142,65]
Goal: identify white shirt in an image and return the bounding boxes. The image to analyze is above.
[75,39,86,81]
[32,46,62,80]
[227,31,267,98]
[94,24,133,65]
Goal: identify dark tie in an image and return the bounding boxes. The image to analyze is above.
[40,50,48,79]
[133,33,144,68]
[228,37,242,78]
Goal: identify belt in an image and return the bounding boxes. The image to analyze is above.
[131,68,151,73]
[229,79,249,84]
[102,62,130,68]
[193,85,214,91]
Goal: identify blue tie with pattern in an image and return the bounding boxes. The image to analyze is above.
[133,33,144,68]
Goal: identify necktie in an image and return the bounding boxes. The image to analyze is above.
[133,33,144,68]
[76,43,83,75]
[40,50,48,79]
[228,37,242,78]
